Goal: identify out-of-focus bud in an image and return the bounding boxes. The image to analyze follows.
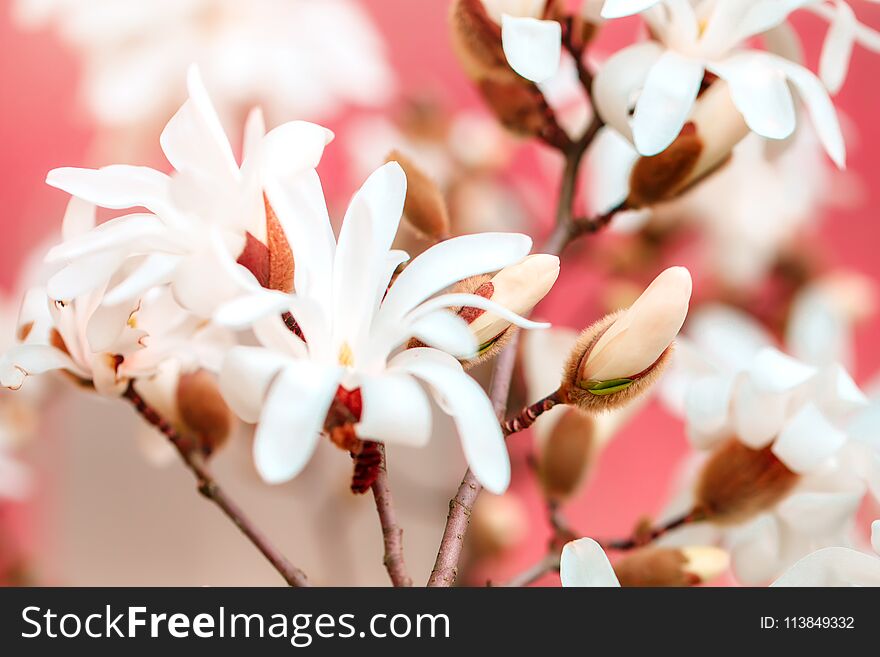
[450,0,570,147]
[469,492,529,558]
[561,266,692,412]
[536,407,595,502]
[386,150,451,241]
[695,438,799,525]
[177,369,235,457]
[236,195,295,293]
[614,546,729,587]
[627,81,750,208]
[456,254,560,368]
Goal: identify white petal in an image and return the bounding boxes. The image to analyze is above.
[776,486,863,535]
[160,65,238,179]
[102,253,182,306]
[747,347,816,393]
[407,292,551,331]
[593,41,664,142]
[379,233,533,322]
[45,214,168,263]
[772,403,847,474]
[60,196,96,241]
[46,165,174,217]
[254,362,342,484]
[242,107,266,163]
[501,15,561,83]
[600,0,660,19]
[772,55,846,168]
[732,378,788,448]
[252,314,308,359]
[357,373,432,446]
[408,311,478,359]
[0,344,79,389]
[872,520,880,556]
[214,291,291,330]
[259,121,333,182]
[684,374,734,438]
[522,326,579,399]
[710,55,795,140]
[771,547,880,587]
[171,233,252,318]
[560,538,621,587]
[632,51,704,156]
[392,348,510,493]
[818,0,857,94]
[46,250,127,300]
[219,346,291,424]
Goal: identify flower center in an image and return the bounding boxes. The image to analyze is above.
[338,342,354,367]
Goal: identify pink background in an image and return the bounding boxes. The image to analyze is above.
[1,0,879,585]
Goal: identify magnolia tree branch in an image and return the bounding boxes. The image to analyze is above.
[122,383,310,588]
[370,444,412,587]
[501,553,560,588]
[502,388,563,436]
[599,510,707,551]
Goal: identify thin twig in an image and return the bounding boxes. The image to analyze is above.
[502,553,560,587]
[599,509,706,551]
[370,444,412,587]
[123,383,310,587]
[502,388,564,436]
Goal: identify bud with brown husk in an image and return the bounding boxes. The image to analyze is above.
[236,194,295,292]
[614,546,730,587]
[386,150,450,241]
[560,267,692,413]
[626,81,750,209]
[694,438,800,525]
[136,365,234,458]
[449,254,559,369]
[450,0,571,148]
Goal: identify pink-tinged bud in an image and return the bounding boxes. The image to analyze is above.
[469,492,529,558]
[456,254,559,368]
[628,81,750,208]
[695,438,799,525]
[386,150,450,241]
[615,546,729,587]
[561,267,691,412]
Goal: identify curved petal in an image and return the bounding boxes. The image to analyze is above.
[592,41,664,141]
[501,15,561,83]
[710,54,796,140]
[252,314,309,359]
[260,121,334,182]
[46,250,127,301]
[242,107,266,163]
[747,347,816,394]
[45,214,168,263]
[819,0,857,94]
[357,372,432,446]
[219,346,292,424]
[771,547,880,587]
[102,253,182,306]
[600,0,660,19]
[0,344,82,390]
[392,348,510,493]
[771,403,847,474]
[61,196,96,241]
[46,165,175,219]
[213,290,291,330]
[379,233,533,322]
[632,51,704,156]
[560,537,621,587]
[407,310,478,359]
[253,362,342,484]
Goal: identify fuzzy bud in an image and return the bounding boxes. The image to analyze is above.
[176,369,234,457]
[695,438,800,524]
[627,81,750,208]
[561,267,691,412]
[456,254,559,368]
[386,150,451,240]
[469,492,529,558]
[614,546,729,587]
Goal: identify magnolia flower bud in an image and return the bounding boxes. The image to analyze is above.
[561,267,691,412]
[236,195,295,292]
[386,150,450,240]
[457,254,560,368]
[627,81,750,208]
[614,546,729,587]
[469,492,529,558]
[177,370,235,457]
[695,438,799,525]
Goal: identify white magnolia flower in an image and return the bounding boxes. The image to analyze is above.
[0,276,227,397]
[489,0,563,83]
[12,0,394,140]
[44,66,332,318]
[215,162,550,492]
[660,301,879,582]
[593,0,846,166]
[771,520,880,586]
[809,0,880,93]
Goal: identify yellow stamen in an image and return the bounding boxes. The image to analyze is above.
[338,342,354,367]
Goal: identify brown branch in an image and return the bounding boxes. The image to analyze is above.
[502,388,564,436]
[370,444,412,587]
[123,383,310,587]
